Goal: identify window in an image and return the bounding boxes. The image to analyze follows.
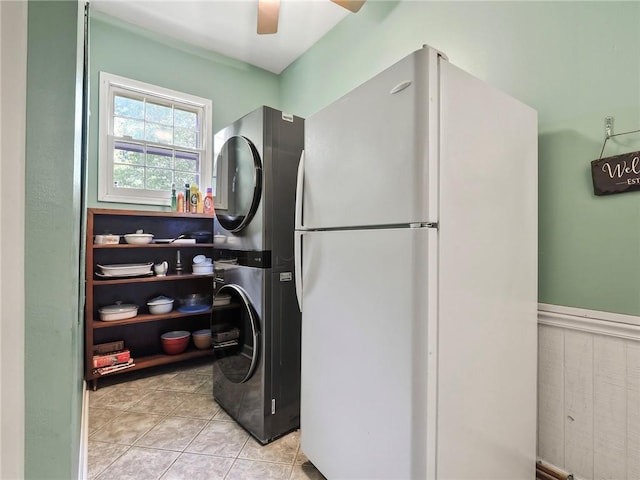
[98,72,212,206]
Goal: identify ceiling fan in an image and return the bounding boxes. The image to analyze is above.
[257,0,366,34]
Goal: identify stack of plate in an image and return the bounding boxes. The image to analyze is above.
[214,259,237,271]
[192,255,214,275]
[96,262,153,278]
[213,293,232,307]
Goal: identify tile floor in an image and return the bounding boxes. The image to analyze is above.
[87,359,326,480]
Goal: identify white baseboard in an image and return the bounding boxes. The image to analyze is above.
[538,303,640,342]
[78,382,88,480]
[536,459,576,480]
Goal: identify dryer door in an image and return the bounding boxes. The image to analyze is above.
[212,284,260,383]
[215,135,262,233]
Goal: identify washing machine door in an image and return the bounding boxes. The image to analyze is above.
[213,284,260,383]
[215,135,262,233]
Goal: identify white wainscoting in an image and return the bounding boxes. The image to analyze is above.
[538,304,640,480]
[79,383,88,480]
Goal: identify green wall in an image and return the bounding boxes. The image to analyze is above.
[25,1,84,478]
[87,13,281,210]
[280,1,640,316]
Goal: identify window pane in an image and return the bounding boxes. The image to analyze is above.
[114,117,144,140]
[114,164,145,188]
[145,123,173,144]
[146,102,173,126]
[175,108,197,129]
[146,167,173,191]
[114,95,144,120]
[146,150,173,169]
[176,156,197,172]
[114,147,144,166]
[174,172,198,188]
[174,127,196,148]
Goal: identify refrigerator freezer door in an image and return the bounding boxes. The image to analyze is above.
[299,227,433,479]
[301,47,441,230]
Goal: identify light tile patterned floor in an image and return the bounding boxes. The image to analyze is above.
[88,360,326,480]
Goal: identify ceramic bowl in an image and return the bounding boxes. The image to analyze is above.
[192,263,214,275]
[147,296,174,315]
[192,254,207,264]
[98,302,138,321]
[124,233,154,245]
[161,330,190,355]
[192,329,212,349]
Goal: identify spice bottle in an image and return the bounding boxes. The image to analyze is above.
[190,184,198,213]
[196,190,204,213]
[177,192,185,213]
[170,183,177,211]
[204,187,215,215]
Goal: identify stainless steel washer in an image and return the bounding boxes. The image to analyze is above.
[212,261,301,444]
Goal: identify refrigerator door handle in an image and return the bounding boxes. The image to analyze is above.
[294,231,303,311]
[295,150,305,230]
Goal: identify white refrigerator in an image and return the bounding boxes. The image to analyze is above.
[294,45,538,479]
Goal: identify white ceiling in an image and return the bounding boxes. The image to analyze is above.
[90,0,351,74]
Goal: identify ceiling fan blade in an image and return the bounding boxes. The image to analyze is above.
[330,0,366,13]
[257,0,280,35]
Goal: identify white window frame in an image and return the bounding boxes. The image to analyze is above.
[98,72,213,206]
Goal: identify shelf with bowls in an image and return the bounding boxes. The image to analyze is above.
[130,348,215,369]
[91,308,216,328]
[93,243,215,249]
[92,272,215,285]
[85,208,217,389]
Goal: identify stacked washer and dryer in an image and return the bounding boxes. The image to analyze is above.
[210,106,304,444]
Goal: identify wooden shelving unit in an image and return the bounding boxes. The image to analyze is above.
[85,208,224,389]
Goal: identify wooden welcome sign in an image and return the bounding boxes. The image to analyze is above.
[591,150,640,196]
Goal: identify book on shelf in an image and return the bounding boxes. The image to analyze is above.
[93,359,135,376]
[93,340,125,355]
[93,349,131,368]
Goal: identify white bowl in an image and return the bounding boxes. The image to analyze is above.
[124,233,154,244]
[147,296,174,315]
[192,263,214,275]
[98,302,138,321]
[193,254,207,264]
